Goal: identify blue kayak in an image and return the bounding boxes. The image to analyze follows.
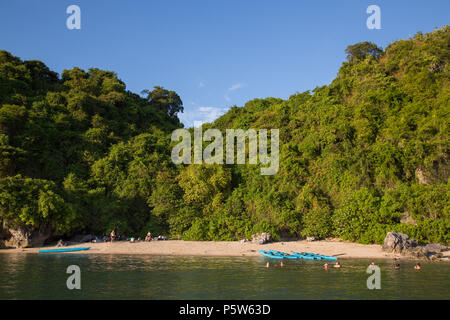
[301,252,338,261]
[258,250,298,259]
[291,251,337,261]
[269,250,300,259]
[38,247,90,253]
[288,251,320,260]
[259,250,337,261]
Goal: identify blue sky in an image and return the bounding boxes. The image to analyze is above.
[1,0,449,127]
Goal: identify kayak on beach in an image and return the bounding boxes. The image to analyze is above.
[38,247,91,253]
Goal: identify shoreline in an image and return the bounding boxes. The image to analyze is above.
[1,240,449,261]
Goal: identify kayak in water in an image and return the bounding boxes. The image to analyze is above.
[258,250,298,259]
[291,251,338,261]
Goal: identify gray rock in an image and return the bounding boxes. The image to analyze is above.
[251,232,271,245]
[382,232,417,253]
[429,253,443,261]
[423,243,447,253]
[382,232,447,261]
[2,222,52,248]
[408,247,430,260]
[0,224,8,248]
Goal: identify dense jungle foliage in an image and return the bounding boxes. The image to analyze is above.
[0,26,448,245]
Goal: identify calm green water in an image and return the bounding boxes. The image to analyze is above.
[0,253,449,299]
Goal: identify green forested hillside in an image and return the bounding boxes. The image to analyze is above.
[0,26,449,245]
[0,51,183,239]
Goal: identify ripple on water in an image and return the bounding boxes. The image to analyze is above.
[0,254,449,299]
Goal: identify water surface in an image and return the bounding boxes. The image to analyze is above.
[0,253,448,299]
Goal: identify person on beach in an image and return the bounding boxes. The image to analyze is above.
[414,263,421,270]
[130,236,135,243]
[324,263,329,270]
[334,262,341,268]
[110,230,116,242]
[145,232,152,242]
[394,264,400,270]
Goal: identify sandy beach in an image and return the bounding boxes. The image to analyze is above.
[2,239,448,260]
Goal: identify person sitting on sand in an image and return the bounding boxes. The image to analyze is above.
[130,237,135,243]
[414,263,421,270]
[145,232,152,242]
[334,262,341,268]
[110,230,116,242]
[324,263,329,270]
[394,264,400,270]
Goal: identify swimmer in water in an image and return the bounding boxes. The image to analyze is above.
[414,263,421,270]
[334,261,341,268]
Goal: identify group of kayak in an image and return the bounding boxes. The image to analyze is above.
[258,250,338,261]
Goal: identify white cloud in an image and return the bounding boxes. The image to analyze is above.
[224,82,246,102]
[198,106,227,123]
[198,81,206,88]
[198,107,214,112]
[228,82,245,91]
[179,105,228,127]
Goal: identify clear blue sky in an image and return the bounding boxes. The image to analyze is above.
[1,0,448,127]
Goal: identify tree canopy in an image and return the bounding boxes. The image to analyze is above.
[0,26,448,245]
[345,41,383,62]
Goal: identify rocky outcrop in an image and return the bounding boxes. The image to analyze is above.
[382,232,417,253]
[1,222,53,248]
[382,232,447,260]
[252,232,271,245]
[423,243,447,253]
[0,223,7,248]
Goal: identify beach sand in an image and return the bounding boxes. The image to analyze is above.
[4,239,448,260]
